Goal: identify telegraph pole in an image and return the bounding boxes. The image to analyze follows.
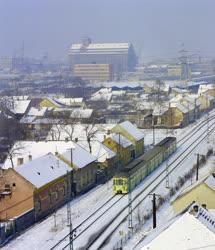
[165,160,169,188]
[152,119,155,146]
[149,193,160,229]
[196,153,200,181]
[117,133,121,170]
[207,112,210,143]
[128,175,133,232]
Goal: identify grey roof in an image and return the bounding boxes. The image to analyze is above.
[16,153,72,189]
[119,121,144,141]
[69,43,131,55]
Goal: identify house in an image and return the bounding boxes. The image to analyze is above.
[111,121,144,157]
[141,203,215,250]
[0,97,31,120]
[103,133,134,167]
[77,140,117,177]
[57,145,97,194]
[198,84,215,96]
[172,173,215,214]
[56,98,85,108]
[15,153,72,220]
[3,141,98,195]
[0,168,34,221]
[70,108,93,121]
[20,107,49,137]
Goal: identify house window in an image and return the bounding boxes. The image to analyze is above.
[35,200,41,211]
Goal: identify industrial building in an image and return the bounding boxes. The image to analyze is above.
[73,63,114,82]
[69,37,137,79]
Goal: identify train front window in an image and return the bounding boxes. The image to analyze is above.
[118,179,123,185]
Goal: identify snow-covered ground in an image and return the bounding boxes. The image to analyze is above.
[3,110,215,250]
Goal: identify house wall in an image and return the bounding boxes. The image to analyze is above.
[111,125,144,157]
[0,169,34,221]
[34,175,70,220]
[172,183,215,214]
[103,138,132,167]
[73,162,97,194]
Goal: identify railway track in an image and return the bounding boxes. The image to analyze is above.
[86,118,215,250]
[177,112,215,146]
[51,111,215,250]
[50,194,124,250]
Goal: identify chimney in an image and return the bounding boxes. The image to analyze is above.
[28,154,32,161]
[202,204,207,210]
[75,137,78,142]
[17,158,24,166]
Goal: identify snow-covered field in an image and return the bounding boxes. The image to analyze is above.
[3,110,215,250]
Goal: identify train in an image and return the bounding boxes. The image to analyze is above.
[113,137,177,194]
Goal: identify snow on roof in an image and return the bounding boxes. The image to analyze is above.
[152,105,169,116]
[171,102,189,113]
[3,141,95,169]
[110,133,132,148]
[119,121,144,141]
[112,90,126,96]
[198,84,215,95]
[56,98,83,106]
[77,140,116,163]
[10,96,29,101]
[102,81,140,89]
[204,174,215,191]
[27,107,47,117]
[141,204,215,250]
[70,43,130,52]
[91,88,112,102]
[70,109,93,119]
[15,153,72,189]
[61,144,96,168]
[32,118,61,125]
[20,116,36,124]
[11,100,31,115]
[183,95,201,106]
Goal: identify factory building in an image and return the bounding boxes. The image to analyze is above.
[73,63,114,82]
[69,37,137,79]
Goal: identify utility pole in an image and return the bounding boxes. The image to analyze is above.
[117,133,121,170]
[67,170,71,225]
[195,153,205,181]
[70,147,74,197]
[128,175,133,232]
[207,112,210,143]
[149,193,160,229]
[66,168,73,250]
[152,119,155,146]
[165,160,169,188]
[196,153,200,181]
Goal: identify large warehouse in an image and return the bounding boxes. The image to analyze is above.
[68,37,137,79]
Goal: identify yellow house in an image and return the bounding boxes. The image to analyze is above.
[103,133,134,167]
[172,173,215,214]
[111,121,144,157]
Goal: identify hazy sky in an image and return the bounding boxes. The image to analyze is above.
[0,0,215,61]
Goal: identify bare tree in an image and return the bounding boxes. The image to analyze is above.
[83,123,99,153]
[49,123,64,141]
[6,142,25,168]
